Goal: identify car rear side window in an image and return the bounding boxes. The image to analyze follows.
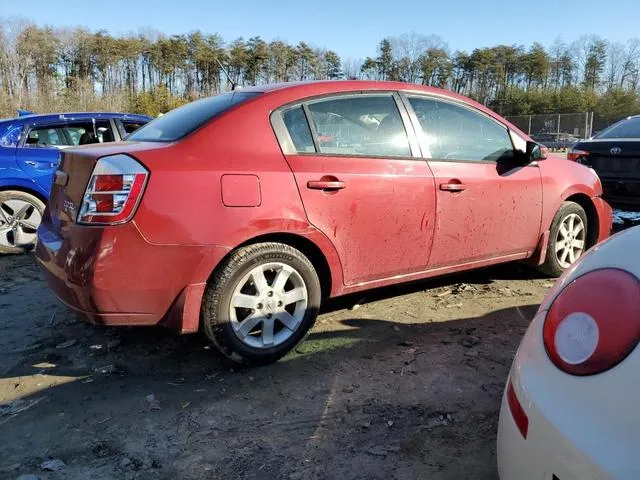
[596,116,640,139]
[282,106,315,153]
[306,95,411,157]
[128,92,261,142]
[408,96,513,162]
[25,126,66,147]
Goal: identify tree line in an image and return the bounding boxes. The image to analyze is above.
[1,19,639,127]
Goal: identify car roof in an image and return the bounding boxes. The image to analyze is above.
[239,79,446,94]
[239,80,530,140]
[5,112,152,124]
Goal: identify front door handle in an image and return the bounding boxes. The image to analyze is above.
[307,179,346,191]
[439,182,467,192]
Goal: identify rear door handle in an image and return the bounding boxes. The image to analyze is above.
[439,182,467,192]
[25,160,58,169]
[307,180,346,191]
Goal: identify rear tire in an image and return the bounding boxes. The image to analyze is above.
[0,190,45,254]
[538,201,588,277]
[202,242,321,366]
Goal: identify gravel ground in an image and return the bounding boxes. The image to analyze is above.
[0,253,561,480]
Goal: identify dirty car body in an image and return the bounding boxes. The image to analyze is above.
[35,81,613,365]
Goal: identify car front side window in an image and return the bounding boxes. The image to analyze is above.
[62,120,116,145]
[408,96,513,162]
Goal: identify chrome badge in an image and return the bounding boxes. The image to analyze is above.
[610,147,622,155]
[63,199,76,215]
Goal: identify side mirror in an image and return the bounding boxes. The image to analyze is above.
[526,141,548,161]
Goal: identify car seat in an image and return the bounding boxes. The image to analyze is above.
[79,132,98,145]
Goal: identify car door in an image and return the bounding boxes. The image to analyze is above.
[273,92,437,286]
[403,94,543,268]
[16,124,68,195]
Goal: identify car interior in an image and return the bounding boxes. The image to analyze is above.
[25,121,117,147]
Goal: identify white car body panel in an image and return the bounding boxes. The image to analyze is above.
[498,226,640,480]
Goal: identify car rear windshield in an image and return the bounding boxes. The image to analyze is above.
[596,116,640,139]
[127,91,261,142]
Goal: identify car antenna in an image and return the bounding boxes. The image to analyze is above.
[216,58,241,91]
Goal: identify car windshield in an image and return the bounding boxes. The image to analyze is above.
[127,92,261,142]
[596,116,640,139]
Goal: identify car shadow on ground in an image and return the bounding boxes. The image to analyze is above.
[1,286,538,479]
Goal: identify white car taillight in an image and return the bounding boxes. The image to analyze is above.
[78,154,148,225]
[543,268,640,375]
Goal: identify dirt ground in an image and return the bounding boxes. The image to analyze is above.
[0,252,563,480]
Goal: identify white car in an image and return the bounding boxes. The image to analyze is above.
[497,225,640,480]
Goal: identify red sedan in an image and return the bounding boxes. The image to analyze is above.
[36,81,612,365]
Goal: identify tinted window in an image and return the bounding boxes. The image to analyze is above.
[306,95,411,157]
[408,97,513,162]
[282,106,314,153]
[0,123,22,147]
[122,121,146,134]
[128,92,261,142]
[596,116,640,139]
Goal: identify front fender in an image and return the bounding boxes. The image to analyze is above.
[560,183,599,201]
[540,158,602,230]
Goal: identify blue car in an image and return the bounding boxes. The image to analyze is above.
[0,111,151,253]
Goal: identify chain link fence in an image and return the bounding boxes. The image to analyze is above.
[505,113,594,150]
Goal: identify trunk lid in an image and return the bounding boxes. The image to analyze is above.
[576,139,640,177]
[575,139,640,208]
[49,142,164,230]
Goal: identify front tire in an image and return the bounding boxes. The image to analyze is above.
[0,190,45,254]
[538,201,588,277]
[202,242,321,366]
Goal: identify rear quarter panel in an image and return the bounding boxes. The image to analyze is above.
[130,96,345,292]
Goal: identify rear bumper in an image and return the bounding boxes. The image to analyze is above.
[601,178,640,209]
[35,213,229,332]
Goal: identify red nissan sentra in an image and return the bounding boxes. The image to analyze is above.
[36,81,612,365]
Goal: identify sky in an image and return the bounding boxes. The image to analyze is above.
[2,0,639,59]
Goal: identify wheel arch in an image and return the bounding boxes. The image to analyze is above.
[527,192,599,268]
[232,232,335,299]
[0,181,48,205]
[564,193,599,249]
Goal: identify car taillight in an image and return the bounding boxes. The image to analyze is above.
[543,269,640,376]
[78,154,148,225]
[567,149,589,162]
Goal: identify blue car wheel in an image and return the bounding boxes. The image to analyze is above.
[0,190,45,254]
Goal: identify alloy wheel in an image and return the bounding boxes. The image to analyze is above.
[0,198,42,249]
[555,213,586,268]
[229,262,308,349]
